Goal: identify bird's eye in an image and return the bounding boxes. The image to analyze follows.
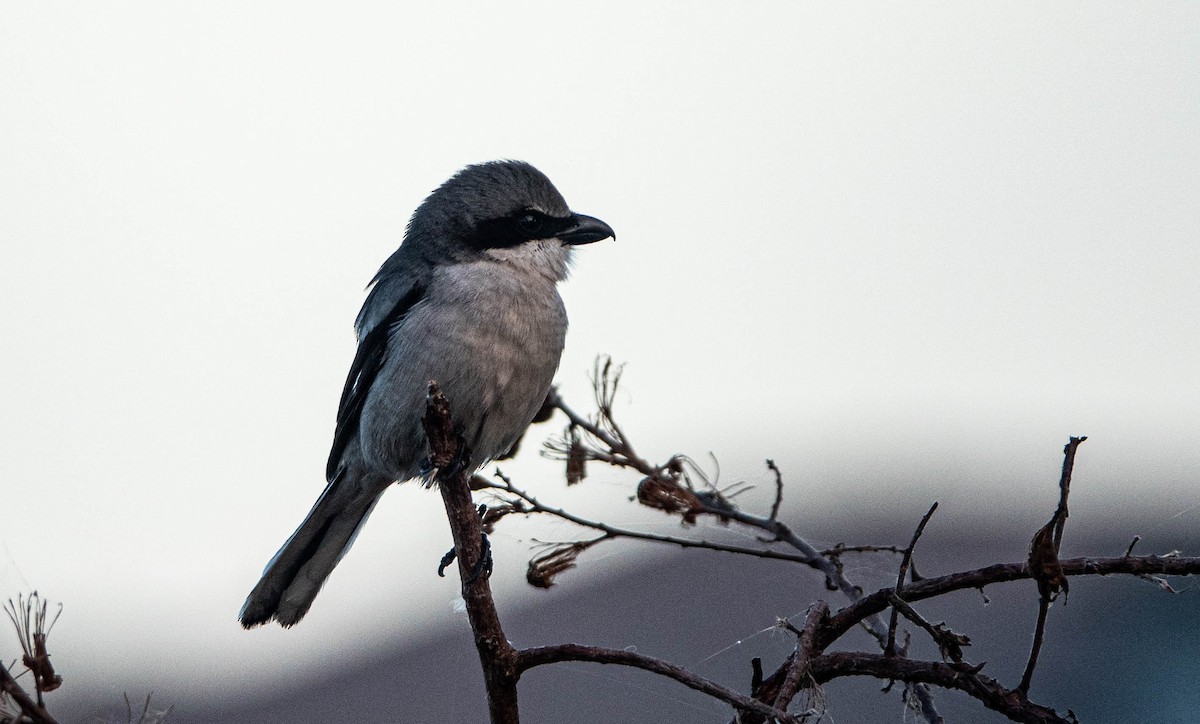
[516,213,543,234]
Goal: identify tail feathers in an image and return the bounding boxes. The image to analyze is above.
[240,475,382,628]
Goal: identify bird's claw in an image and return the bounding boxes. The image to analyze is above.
[437,504,493,581]
[437,532,493,581]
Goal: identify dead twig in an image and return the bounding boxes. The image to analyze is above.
[808,653,1069,724]
[888,595,970,663]
[886,502,939,657]
[1020,436,1085,694]
[543,363,939,718]
[772,602,828,714]
[517,644,803,724]
[766,459,785,522]
[502,370,1199,723]
[481,473,840,568]
[820,553,1200,652]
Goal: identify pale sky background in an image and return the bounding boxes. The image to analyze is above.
[1,1,1198,715]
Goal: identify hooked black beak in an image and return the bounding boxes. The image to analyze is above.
[559,213,615,246]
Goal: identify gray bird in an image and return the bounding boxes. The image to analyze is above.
[239,160,613,628]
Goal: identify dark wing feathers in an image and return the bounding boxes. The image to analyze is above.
[325,283,426,481]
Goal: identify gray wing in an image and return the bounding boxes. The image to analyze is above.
[326,280,426,481]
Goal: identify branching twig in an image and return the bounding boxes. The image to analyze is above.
[460,369,1193,723]
[742,643,1065,724]
[821,553,1200,651]
[543,366,939,718]
[772,602,828,714]
[807,652,1069,724]
[886,502,938,657]
[546,389,888,622]
[517,644,803,724]
[482,474,843,570]
[888,595,970,663]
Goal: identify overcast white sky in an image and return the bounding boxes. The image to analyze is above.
[1,1,1197,712]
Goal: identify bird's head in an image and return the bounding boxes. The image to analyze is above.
[405,160,614,280]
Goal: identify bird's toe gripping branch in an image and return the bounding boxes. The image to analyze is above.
[437,504,494,582]
[437,533,494,582]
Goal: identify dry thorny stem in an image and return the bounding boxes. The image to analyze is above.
[443,358,1200,724]
[2,587,171,724]
[2,592,61,724]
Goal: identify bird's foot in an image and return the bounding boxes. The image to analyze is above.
[437,547,457,577]
[437,532,493,581]
[437,504,493,581]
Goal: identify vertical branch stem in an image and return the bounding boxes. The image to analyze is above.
[766,459,785,521]
[425,383,520,724]
[1051,436,1086,550]
[1019,435,1086,695]
[1018,598,1052,695]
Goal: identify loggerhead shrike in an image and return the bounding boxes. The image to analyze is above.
[239,161,613,628]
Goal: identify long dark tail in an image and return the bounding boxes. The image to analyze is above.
[240,471,383,628]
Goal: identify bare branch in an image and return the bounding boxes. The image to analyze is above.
[544,366,940,720]
[481,473,828,566]
[534,379,1186,722]
[808,652,1070,724]
[886,502,939,657]
[822,554,1200,651]
[1052,436,1086,550]
[424,382,519,723]
[888,595,970,663]
[1018,601,1052,697]
[746,642,1066,724]
[772,602,828,714]
[1020,436,1085,694]
[517,644,804,724]
[765,459,784,522]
